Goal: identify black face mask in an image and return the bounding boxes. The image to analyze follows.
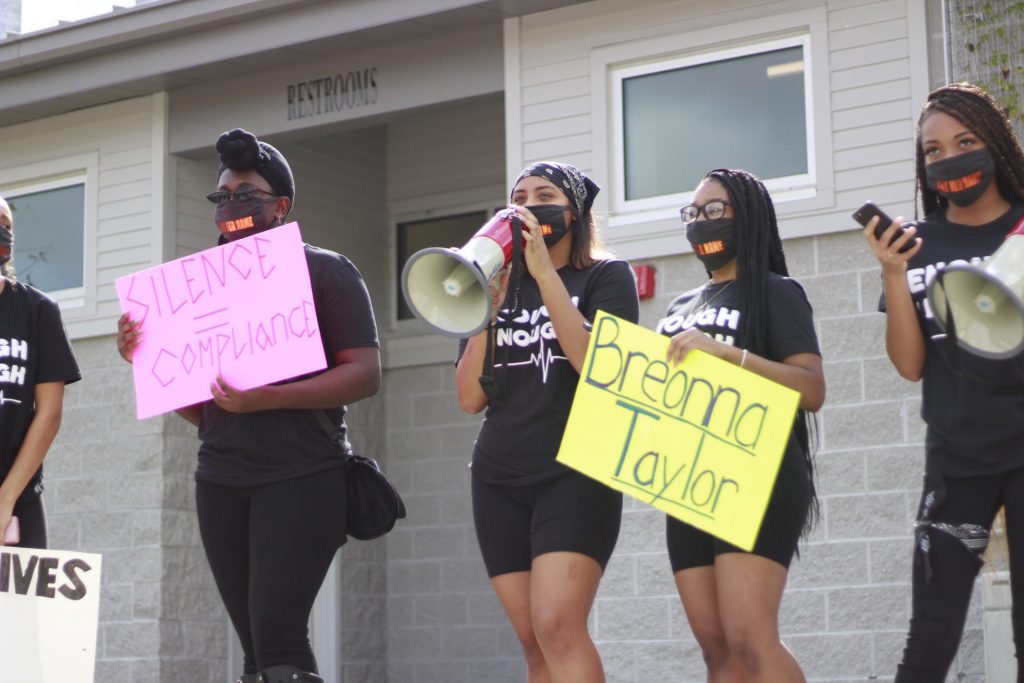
[214,198,278,242]
[686,218,737,272]
[526,204,572,247]
[925,148,996,208]
[0,226,11,266]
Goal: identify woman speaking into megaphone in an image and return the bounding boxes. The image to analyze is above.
[862,83,1024,681]
[455,161,639,681]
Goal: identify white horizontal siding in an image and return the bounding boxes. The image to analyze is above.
[833,120,914,150]
[828,0,907,27]
[830,36,910,70]
[829,16,910,50]
[521,76,590,108]
[509,0,926,247]
[834,159,913,191]
[832,58,911,91]
[0,95,159,338]
[286,127,388,322]
[387,95,505,209]
[175,155,216,259]
[522,114,590,143]
[834,140,912,170]
[832,100,915,130]
[831,79,913,112]
[521,57,591,87]
[522,94,591,125]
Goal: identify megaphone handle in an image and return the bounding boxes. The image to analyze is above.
[508,216,525,318]
[477,217,526,405]
[478,324,501,404]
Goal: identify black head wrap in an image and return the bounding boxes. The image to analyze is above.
[513,161,599,220]
[216,128,295,208]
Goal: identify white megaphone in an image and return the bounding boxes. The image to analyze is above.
[401,209,520,337]
[926,218,1024,359]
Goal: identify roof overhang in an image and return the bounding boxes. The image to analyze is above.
[0,0,591,127]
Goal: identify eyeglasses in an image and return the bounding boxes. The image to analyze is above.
[679,200,732,224]
[206,188,278,205]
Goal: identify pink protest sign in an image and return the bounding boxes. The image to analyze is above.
[115,222,327,419]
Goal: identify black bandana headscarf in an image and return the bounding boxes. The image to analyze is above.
[512,161,600,221]
[216,128,295,205]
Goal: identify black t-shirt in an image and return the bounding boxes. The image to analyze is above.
[878,205,1024,476]
[466,259,640,485]
[0,281,81,503]
[195,245,379,487]
[656,272,820,470]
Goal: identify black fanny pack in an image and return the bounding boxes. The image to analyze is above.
[314,410,406,541]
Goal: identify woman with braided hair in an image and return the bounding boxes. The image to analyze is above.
[862,83,1024,681]
[656,168,823,681]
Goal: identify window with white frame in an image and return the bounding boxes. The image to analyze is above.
[5,178,86,300]
[612,35,814,213]
[395,210,489,321]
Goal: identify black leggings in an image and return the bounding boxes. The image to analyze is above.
[896,467,1024,682]
[195,468,347,675]
[12,496,47,549]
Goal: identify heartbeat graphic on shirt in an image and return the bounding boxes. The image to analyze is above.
[497,335,567,383]
[0,390,23,406]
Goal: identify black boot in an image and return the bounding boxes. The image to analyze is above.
[258,665,324,683]
[235,675,259,683]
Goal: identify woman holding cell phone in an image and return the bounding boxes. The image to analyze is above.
[862,83,1024,682]
[656,168,823,681]
[0,195,81,549]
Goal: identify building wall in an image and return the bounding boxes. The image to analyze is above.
[2,1,1000,680]
[377,0,987,682]
[380,94,519,681]
[285,127,392,683]
[0,0,19,38]
[0,94,230,682]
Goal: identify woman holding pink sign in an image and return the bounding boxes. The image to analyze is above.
[656,168,824,681]
[0,195,81,549]
[117,129,381,683]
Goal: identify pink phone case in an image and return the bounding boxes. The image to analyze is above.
[3,516,19,545]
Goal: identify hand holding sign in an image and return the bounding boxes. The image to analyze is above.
[557,312,800,551]
[115,223,327,419]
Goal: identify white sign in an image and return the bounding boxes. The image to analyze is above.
[0,547,102,683]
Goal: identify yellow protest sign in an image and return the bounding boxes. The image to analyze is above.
[557,311,800,551]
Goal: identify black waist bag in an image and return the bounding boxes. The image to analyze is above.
[345,454,407,541]
[314,411,407,541]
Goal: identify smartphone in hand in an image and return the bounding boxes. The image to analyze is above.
[853,201,915,253]
[3,516,19,545]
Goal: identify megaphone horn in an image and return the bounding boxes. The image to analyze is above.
[401,209,519,337]
[926,218,1024,359]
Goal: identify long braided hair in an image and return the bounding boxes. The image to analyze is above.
[916,83,1024,217]
[704,168,819,532]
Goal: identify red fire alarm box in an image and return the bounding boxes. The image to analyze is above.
[633,264,656,300]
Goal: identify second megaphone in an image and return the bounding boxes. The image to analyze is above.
[926,217,1024,359]
[401,208,522,337]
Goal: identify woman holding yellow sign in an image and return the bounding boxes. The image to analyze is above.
[657,168,824,681]
[456,161,639,682]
